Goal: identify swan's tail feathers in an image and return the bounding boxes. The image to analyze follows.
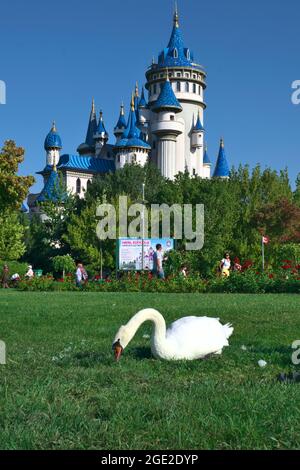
[223,323,234,339]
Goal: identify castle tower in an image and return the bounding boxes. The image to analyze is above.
[152,75,183,180]
[114,94,151,169]
[191,110,205,176]
[114,103,126,143]
[213,138,230,179]
[94,110,109,156]
[44,121,62,167]
[145,6,207,177]
[203,143,211,178]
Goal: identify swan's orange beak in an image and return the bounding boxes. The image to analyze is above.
[113,340,123,361]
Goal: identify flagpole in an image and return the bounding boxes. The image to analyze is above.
[262,236,265,272]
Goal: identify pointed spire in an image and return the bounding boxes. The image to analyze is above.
[174,1,179,28]
[51,121,56,132]
[135,82,139,97]
[138,87,148,108]
[203,143,211,165]
[131,93,135,111]
[213,138,230,178]
[193,110,204,131]
[96,110,108,138]
[92,97,95,114]
[114,103,127,131]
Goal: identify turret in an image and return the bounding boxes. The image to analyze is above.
[203,143,211,178]
[213,138,230,179]
[191,110,204,149]
[114,94,151,169]
[114,103,126,142]
[151,74,183,180]
[94,110,109,156]
[44,121,62,167]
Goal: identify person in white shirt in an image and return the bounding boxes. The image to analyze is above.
[220,253,231,277]
[25,265,34,278]
[152,244,165,279]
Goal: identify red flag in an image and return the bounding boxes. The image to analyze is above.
[262,236,270,244]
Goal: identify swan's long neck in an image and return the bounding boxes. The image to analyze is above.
[125,308,167,352]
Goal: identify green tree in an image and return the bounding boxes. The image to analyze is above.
[0,140,34,211]
[52,254,76,278]
[0,212,26,260]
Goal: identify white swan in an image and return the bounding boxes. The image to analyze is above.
[112,308,233,361]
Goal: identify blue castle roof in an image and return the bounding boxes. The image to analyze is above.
[114,104,127,130]
[213,140,230,177]
[38,155,115,175]
[37,168,64,203]
[44,123,62,150]
[116,96,151,150]
[95,111,108,137]
[85,99,98,147]
[155,10,201,70]
[138,87,147,108]
[203,145,211,165]
[193,112,204,131]
[152,78,182,112]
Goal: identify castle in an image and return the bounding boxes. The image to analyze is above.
[28,7,230,210]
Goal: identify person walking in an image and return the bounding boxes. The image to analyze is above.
[1,265,9,289]
[220,253,231,277]
[76,263,88,288]
[152,244,165,279]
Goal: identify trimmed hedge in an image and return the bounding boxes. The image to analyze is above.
[10,270,300,293]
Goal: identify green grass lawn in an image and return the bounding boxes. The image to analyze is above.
[0,291,300,450]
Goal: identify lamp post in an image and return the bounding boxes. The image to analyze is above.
[142,183,145,271]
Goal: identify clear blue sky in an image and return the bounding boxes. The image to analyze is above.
[0,0,299,193]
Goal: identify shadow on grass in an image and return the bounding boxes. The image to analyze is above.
[127,346,152,360]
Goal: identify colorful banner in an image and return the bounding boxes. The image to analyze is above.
[117,238,174,271]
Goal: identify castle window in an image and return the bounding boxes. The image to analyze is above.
[153,140,156,149]
[173,48,178,58]
[153,75,157,80]
[132,154,137,163]
[185,82,189,92]
[186,49,191,60]
[185,72,190,78]
[176,72,181,77]
[87,179,92,189]
[193,169,196,176]
[176,81,181,92]
[118,156,120,163]
[193,83,196,93]
[193,74,196,79]
[153,84,157,94]
[76,178,81,194]
[160,73,163,78]
[199,86,201,95]
[170,115,175,121]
